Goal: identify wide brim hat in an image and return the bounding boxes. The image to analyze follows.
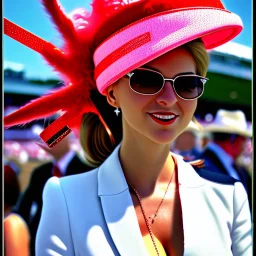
[4,0,243,147]
[94,6,243,94]
[202,109,252,138]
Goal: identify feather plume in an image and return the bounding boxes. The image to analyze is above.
[4,0,226,147]
[4,84,96,128]
[40,0,78,49]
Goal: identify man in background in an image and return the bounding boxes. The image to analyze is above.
[15,115,94,256]
[200,109,252,212]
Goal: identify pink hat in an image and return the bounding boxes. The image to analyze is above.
[3,0,243,147]
[94,7,242,95]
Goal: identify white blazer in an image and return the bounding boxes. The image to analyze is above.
[36,144,252,256]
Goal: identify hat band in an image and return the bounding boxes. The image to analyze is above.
[93,7,242,95]
[95,32,151,79]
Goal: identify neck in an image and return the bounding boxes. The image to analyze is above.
[54,150,70,162]
[120,134,174,197]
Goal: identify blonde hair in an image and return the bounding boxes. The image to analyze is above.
[183,38,209,76]
[80,39,209,166]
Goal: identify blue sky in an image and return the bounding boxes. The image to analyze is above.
[4,0,252,80]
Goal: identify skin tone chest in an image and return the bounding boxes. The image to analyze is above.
[131,165,184,256]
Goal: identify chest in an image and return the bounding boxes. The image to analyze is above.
[131,187,184,256]
[68,186,234,256]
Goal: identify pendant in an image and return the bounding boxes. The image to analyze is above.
[149,213,157,224]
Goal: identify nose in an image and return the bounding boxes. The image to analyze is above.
[155,81,178,107]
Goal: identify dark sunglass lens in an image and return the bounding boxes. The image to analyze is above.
[130,69,163,94]
[174,76,204,99]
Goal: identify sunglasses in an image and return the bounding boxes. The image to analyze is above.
[126,68,208,100]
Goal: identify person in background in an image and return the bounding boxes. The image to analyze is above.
[200,109,252,211]
[4,165,30,256]
[4,158,21,176]
[171,117,202,161]
[15,116,94,256]
[200,131,213,149]
[236,135,252,176]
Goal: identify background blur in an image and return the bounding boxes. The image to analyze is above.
[4,0,252,192]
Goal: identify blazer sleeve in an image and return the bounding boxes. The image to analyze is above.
[231,182,252,256]
[35,177,75,256]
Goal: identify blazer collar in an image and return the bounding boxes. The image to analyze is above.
[98,143,128,196]
[98,144,205,197]
[173,152,205,188]
[97,144,205,255]
[98,144,148,255]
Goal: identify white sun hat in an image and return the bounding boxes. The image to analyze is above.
[203,109,252,138]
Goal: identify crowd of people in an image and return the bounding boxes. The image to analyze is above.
[4,129,94,255]
[172,110,252,211]
[4,0,252,255]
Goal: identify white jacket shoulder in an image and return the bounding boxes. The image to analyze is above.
[36,168,99,256]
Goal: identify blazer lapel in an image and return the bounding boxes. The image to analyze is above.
[98,149,206,255]
[98,144,148,256]
[173,153,206,254]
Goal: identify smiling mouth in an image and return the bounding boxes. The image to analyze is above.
[148,113,178,125]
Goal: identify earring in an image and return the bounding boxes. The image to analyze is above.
[114,108,121,116]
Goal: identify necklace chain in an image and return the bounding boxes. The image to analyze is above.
[127,169,175,256]
[149,173,174,224]
[128,181,160,256]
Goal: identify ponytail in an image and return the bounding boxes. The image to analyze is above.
[80,112,117,166]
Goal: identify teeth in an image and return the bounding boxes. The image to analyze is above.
[152,114,175,120]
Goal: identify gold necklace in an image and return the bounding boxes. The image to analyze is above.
[127,169,175,256]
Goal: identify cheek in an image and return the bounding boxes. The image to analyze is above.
[119,85,152,115]
[184,100,197,113]
[175,100,197,136]
[178,100,197,122]
[118,87,156,134]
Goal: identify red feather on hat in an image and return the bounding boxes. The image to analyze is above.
[4,0,225,147]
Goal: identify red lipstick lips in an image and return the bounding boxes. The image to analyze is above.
[148,112,178,126]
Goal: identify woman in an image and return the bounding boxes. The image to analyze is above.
[4,165,30,256]
[4,0,252,255]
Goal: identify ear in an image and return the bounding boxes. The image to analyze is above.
[106,84,119,108]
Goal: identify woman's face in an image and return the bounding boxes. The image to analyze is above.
[112,47,198,144]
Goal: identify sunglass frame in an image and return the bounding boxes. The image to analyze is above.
[127,67,208,100]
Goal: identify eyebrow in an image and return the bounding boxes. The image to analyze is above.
[141,65,195,76]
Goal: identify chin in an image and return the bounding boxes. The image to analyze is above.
[149,130,178,144]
